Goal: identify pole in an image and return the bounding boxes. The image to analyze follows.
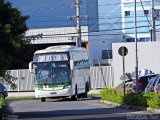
[134,0,138,95]
[122,48,126,96]
[76,0,81,47]
[151,0,156,41]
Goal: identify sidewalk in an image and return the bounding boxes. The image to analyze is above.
[8,92,35,98]
[7,89,101,98]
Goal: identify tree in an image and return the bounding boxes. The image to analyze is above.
[0,0,30,86]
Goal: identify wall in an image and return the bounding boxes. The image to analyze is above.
[112,41,160,87]
[88,31,123,63]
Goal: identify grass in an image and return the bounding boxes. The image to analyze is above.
[87,93,97,99]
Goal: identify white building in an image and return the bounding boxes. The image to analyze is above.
[121,0,160,42]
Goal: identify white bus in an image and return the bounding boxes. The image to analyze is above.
[29,45,90,102]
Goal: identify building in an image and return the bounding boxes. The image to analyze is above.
[88,0,124,64]
[121,0,160,42]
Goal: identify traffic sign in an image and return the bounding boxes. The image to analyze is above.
[118,46,128,56]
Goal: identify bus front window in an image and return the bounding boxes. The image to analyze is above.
[51,63,70,84]
[35,63,51,83]
[34,62,70,84]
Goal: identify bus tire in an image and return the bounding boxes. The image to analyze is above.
[41,97,46,102]
[82,84,88,98]
[71,86,78,101]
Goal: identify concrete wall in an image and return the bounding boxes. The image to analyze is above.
[88,31,123,63]
[112,41,160,87]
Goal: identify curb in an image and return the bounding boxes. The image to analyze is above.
[100,100,160,113]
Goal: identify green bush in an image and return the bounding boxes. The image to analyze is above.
[100,87,123,104]
[100,88,160,109]
[0,98,6,108]
[0,98,10,120]
[145,92,160,109]
[123,93,147,106]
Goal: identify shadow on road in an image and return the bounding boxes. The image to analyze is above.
[8,98,160,120]
[14,107,160,120]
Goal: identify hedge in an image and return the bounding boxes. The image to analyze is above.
[100,87,160,109]
[0,98,6,108]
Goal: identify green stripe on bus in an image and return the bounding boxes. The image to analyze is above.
[35,83,70,88]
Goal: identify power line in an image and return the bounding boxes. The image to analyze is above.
[41,31,151,38]
[19,2,123,11]
[28,19,151,24]
[28,15,152,22]
[139,0,152,27]
[31,24,160,37]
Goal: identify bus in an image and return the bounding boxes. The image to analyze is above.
[29,45,90,102]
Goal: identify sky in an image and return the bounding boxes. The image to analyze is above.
[7,0,121,31]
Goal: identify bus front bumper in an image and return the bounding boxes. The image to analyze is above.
[35,88,72,98]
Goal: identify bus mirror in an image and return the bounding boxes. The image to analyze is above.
[29,61,34,73]
[70,60,74,70]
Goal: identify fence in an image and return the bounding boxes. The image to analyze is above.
[156,30,160,41]
[5,66,114,91]
[5,69,35,92]
[90,66,114,89]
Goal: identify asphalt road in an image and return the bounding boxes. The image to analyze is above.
[7,98,160,120]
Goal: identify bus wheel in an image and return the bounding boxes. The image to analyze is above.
[82,84,88,98]
[41,97,46,102]
[71,86,78,101]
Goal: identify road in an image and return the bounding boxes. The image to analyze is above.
[7,98,160,120]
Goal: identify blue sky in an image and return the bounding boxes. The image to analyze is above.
[7,0,121,31]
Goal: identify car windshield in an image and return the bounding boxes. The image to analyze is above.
[35,62,70,84]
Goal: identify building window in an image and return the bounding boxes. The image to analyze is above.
[144,10,149,16]
[139,38,146,42]
[155,9,160,20]
[125,11,130,17]
[102,50,112,59]
[126,38,135,42]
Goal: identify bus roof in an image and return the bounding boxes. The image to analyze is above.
[34,45,86,54]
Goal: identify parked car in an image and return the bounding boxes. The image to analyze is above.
[145,74,160,94]
[133,74,157,94]
[0,83,8,99]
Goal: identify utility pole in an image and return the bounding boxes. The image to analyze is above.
[75,0,81,47]
[151,0,156,41]
[134,0,139,95]
[68,0,87,47]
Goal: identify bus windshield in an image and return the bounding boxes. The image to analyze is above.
[35,62,70,84]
